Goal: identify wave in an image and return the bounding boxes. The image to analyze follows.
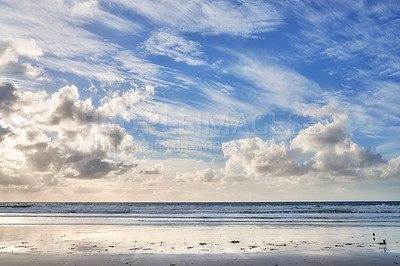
[0,202,399,226]
[0,204,32,208]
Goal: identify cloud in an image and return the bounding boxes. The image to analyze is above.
[0,38,43,78]
[291,121,385,176]
[0,82,19,113]
[0,125,12,142]
[223,137,307,177]
[141,163,163,175]
[0,83,141,191]
[176,104,394,184]
[0,1,156,87]
[289,1,400,80]
[47,85,96,126]
[98,84,154,121]
[301,102,347,120]
[117,0,282,37]
[24,143,136,180]
[71,0,141,33]
[290,119,346,153]
[66,156,136,180]
[233,55,320,112]
[144,32,205,65]
[380,157,400,179]
[176,168,225,183]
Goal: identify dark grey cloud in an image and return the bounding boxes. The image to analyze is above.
[49,98,95,126]
[0,125,12,142]
[26,145,63,172]
[67,155,137,180]
[0,61,34,77]
[24,144,136,180]
[0,82,18,113]
[0,171,30,186]
[141,163,163,175]
[75,158,116,179]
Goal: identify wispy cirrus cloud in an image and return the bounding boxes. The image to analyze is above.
[0,1,156,89]
[144,32,205,66]
[1,1,400,200]
[116,0,282,37]
[289,0,400,80]
[230,53,321,113]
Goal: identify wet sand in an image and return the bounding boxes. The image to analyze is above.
[0,225,399,265]
[1,252,400,266]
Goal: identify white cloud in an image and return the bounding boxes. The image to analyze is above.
[289,1,400,80]
[233,55,321,112]
[99,84,154,121]
[144,32,205,65]
[176,168,225,183]
[290,120,346,153]
[116,0,282,37]
[0,1,155,88]
[176,104,395,184]
[0,83,141,192]
[0,38,43,78]
[380,157,400,179]
[1,38,43,60]
[223,138,306,177]
[71,0,142,32]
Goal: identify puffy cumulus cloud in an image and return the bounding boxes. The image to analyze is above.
[46,85,95,126]
[0,83,144,192]
[291,105,385,176]
[175,167,247,184]
[176,168,225,183]
[380,157,400,179]
[22,144,136,180]
[0,38,43,78]
[291,118,347,153]
[98,84,154,121]
[176,104,396,185]
[223,138,306,177]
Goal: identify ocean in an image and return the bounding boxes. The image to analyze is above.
[1,201,399,226]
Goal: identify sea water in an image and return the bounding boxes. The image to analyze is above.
[0,201,399,226]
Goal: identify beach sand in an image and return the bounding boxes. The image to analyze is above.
[0,225,399,265]
[1,252,400,266]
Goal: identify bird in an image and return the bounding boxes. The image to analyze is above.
[373,233,375,236]
[378,240,386,245]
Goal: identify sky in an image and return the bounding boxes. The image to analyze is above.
[0,0,400,202]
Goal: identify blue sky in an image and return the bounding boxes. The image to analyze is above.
[0,0,400,201]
